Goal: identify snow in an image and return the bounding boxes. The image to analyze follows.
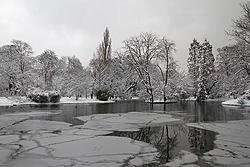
[0,96,114,107]
[2,120,70,134]
[187,119,250,166]
[222,98,250,107]
[2,100,250,166]
[0,111,182,167]
[163,150,199,167]
[0,97,14,106]
[77,112,183,131]
[148,99,177,103]
[59,97,115,104]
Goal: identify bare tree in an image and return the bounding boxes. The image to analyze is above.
[37,50,60,90]
[226,1,250,79]
[62,56,94,99]
[11,40,34,74]
[227,1,250,44]
[216,42,250,97]
[110,51,140,99]
[0,40,34,95]
[123,32,160,103]
[157,37,177,102]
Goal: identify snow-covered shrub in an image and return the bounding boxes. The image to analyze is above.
[49,91,61,103]
[242,89,250,100]
[26,88,61,103]
[93,87,110,101]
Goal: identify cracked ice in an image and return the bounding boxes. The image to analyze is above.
[188,120,250,167]
[0,111,182,167]
[1,110,250,166]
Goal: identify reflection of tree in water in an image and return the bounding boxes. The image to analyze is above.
[188,127,216,156]
[107,124,187,165]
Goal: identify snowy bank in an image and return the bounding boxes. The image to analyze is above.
[0,96,114,107]
[0,96,36,106]
[222,98,250,107]
[59,97,115,104]
[222,90,250,106]
[146,99,177,104]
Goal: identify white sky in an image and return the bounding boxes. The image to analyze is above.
[0,0,247,71]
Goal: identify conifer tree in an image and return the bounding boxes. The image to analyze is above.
[188,39,215,100]
[188,38,201,99]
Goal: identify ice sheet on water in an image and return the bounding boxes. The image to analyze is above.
[77,111,183,132]
[188,119,250,166]
[1,111,182,166]
[164,150,199,167]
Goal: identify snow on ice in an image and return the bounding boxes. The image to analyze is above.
[1,100,250,166]
[188,119,250,166]
[0,111,181,167]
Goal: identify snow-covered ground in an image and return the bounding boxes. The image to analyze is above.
[60,96,115,104]
[222,98,250,107]
[0,97,30,106]
[0,96,114,107]
[0,111,183,167]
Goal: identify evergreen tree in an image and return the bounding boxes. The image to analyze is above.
[188,39,215,100]
[188,39,201,98]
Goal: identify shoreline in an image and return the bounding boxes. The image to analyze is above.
[0,96,115,107]
[222,98,250,107]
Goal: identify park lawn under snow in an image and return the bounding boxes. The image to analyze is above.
[0,96,114,107]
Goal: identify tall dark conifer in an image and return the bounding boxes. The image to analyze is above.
[188,38,214,100]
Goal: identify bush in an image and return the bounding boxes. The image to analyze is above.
[35,93,49,103]
[27,88,61,103]
[49,93,61,103]
[93,87,110,101]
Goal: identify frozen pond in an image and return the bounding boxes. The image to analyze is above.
[1,100,249,124]
[0,100,250,166]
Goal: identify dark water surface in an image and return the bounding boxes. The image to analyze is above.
[1,100,249,166]
[1,100,250,124]
[107,125,217,166]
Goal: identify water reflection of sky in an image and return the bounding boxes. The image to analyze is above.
[0,100,248,166]
[107,124,217,166]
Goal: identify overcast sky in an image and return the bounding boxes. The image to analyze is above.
[0,0,247,70]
